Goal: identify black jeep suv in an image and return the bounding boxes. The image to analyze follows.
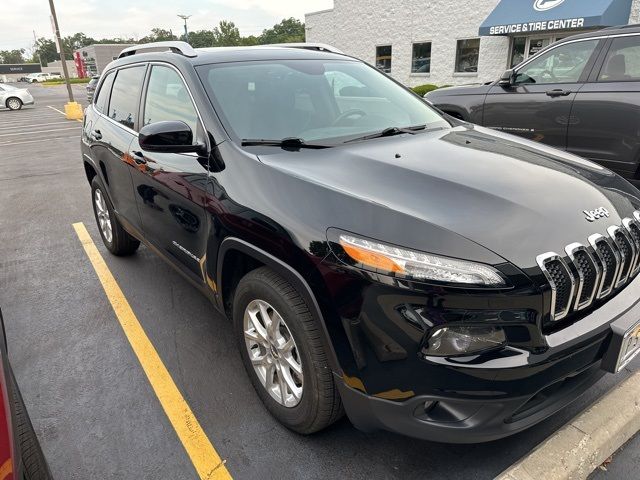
[426,25,640,181]
[81,41,640,443]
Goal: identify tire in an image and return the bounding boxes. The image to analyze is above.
[233,267,343,434]
[9,367,52,480]
[90,176,140,256]
[6,97,22,111]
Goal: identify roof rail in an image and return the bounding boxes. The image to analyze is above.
[601,23,640,31]
[263,43,344,54]
[118,41,197,59]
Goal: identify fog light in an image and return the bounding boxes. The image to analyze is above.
[423,326,506,357]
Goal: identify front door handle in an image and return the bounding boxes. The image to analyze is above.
[90,129,102,141]
[546,89,572,97]
[131,151,147,165]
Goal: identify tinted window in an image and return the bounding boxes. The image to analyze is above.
[143,65,199,138]
[412,43,432,74]
[599,36,640,82]
[108,66,146,130]
[455,39,480,73]
[94,71,114,114]
[516,40,598,85]
[375,45,392,73]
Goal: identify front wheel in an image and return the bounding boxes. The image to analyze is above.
[6,97,22,110]
[233,267,343,434]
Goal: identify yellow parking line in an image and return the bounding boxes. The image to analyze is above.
[47,105,83,122]
[72,222,232,480]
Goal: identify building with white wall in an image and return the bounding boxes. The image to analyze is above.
[306,0,640,87]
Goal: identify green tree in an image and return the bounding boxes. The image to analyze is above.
[140,28,177,43]
[33,38,58,64]
[240,35,260,46]
[213,21,241,46]
[187,29,216,48]
[0,49,26,64]
[259,18,305,44]
[64,32,95,51]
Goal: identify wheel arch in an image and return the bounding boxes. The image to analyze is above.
[5,96,22,109]
[216,237,341,374]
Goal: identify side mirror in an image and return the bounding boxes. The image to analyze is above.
[139,120,204,154]
[498,69,515,87]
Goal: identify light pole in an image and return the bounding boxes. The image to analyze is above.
[178,14,191,42]
[47,0,82,119]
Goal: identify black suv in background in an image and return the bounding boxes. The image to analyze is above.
[82,41,640,443]
[426,25,640,180]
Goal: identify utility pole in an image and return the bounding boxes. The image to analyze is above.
[48,0,74,103]
[47,0,82,119]
[178,14,191,42]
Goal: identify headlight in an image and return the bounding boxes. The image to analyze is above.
[337,234,505,286]
[423,326,506,356]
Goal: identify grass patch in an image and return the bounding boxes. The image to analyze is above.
[42,78,91,85]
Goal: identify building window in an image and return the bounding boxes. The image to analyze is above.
[455,38,480,73]
[376,45,392,73]
[510,37,526,67]
[411,42,432,74]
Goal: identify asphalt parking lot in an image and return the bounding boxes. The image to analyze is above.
[1,83,639,479]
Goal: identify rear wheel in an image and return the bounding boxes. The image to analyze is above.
[90,176,140,256]
[233,267,343,434]
[6,97,22,110]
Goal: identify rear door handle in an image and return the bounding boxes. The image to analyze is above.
[131,151,147,165]
[546,89,572,97]
[90,129,102,141]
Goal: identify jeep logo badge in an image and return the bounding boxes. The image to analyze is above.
[584,207,610,222]
[534,0,565,11]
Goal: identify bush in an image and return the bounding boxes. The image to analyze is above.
[411,84,440,96]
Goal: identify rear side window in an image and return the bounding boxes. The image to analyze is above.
[108,66,146,130]
[94,71,114,114]
[599,36,640,82]
[142,65,199,138]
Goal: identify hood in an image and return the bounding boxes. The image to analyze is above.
[257,125,640,270]
[426,84,492,98]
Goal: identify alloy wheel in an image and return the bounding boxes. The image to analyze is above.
[243,299,303,407]
[94,188,113,243]
[7,98,21,110]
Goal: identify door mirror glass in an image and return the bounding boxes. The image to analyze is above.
[139,121,200,153]
[498,69,515,86]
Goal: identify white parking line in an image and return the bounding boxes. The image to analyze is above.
[0,121,75,131]
[0,135,80,147]
[47,105,66,115]
[0,126,80,138]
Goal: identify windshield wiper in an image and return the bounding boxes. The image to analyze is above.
[343,124,428,144]
[241,137,332,149]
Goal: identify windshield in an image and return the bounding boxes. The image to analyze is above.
[196,59,449,145]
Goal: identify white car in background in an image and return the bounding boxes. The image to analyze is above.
[0,84,34,110]
[25,72,62,83]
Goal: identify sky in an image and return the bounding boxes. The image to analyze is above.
[0,0,334,52]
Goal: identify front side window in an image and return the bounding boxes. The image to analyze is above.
[375,45,392,73]
[196,59,448,145]
[94,70,115,114]
[108,65,146,130]
[516,40,598,85]
[143,65,199,139]
[412,42,432,74]
[599,36,640,82]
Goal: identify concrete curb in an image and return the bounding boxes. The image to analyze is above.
[496,369,640,480]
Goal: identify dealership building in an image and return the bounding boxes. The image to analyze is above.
[305,0,640,87]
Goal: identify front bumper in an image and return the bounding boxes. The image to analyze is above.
[336,273,640,443]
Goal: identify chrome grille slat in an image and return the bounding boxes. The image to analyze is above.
[539,213,640,323]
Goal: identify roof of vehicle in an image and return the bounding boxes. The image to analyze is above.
[558,23,640,43]
[112,41,354,68]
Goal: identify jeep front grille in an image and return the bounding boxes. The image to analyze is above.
[537,212,640,322]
